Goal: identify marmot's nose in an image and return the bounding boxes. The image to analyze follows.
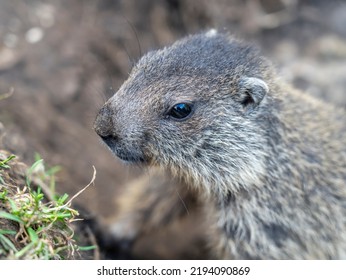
[94,104,115,139]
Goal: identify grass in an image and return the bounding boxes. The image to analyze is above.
[0,152,96,259]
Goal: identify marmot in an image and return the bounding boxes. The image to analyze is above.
[94,30,346,259]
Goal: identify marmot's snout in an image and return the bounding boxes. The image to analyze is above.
[94,103,115,141]
[94,101,147,163]
[94,103,124,158]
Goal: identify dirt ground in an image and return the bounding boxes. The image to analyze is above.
[0,0,346,259]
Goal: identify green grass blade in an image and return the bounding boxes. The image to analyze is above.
[14,242,35,258]
[0,230,16,235]
[0,233,18,252]
[78,245,97,251]
[26,159,44,187]
[0,155,16,169]
[7,198,19,213]
[0,211,23,224]
[27,227,39,243]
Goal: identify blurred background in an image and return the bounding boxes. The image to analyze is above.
[0,0,346,259]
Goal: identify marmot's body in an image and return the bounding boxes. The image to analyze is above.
[94,30,346,259]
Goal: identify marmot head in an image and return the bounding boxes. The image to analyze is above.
[94,30,274,195]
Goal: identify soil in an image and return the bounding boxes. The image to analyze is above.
[0,0,345,259]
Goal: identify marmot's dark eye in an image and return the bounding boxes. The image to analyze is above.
[168,103,193,120]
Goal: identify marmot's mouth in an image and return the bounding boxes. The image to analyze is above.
[114,152,146,164]
[99,135,117,148]
[99,134,149,164]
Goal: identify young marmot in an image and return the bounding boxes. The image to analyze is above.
[94,30,346,259]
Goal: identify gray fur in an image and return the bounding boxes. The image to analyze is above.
[94,31,346,259]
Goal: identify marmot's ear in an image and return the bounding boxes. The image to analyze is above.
[235,77,268,113]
